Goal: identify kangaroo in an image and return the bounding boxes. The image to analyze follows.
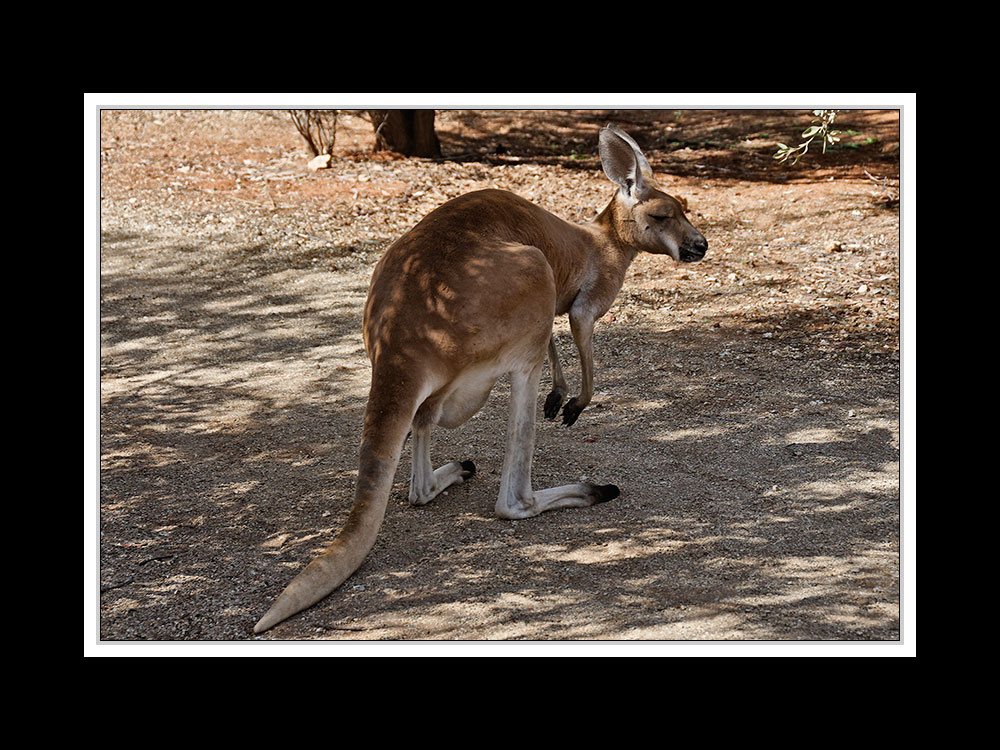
[253,125,708,633]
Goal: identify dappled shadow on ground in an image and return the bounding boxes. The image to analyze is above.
[292,320,899,641]
[100,228,898,640]
[99,229,376,639]
[434,109,900,184]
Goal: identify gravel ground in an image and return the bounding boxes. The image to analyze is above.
[92,108,906,649]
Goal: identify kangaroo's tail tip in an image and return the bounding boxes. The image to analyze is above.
[252,556,337,634]
[253,598,295,634]
[252,530,383,635]
[253,615,276,634]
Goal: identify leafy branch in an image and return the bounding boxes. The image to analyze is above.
[774,110,841,165]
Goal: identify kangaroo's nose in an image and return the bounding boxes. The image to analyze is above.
[679,234,708,262]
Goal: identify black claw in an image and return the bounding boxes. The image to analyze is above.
[593,484,620,503]
[561,397,583,426]
[544,391,564,420]
[460,460,476,478]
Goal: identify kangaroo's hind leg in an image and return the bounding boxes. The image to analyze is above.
[408,422,476,506]
[495,360,619,520]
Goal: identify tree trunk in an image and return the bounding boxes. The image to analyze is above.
[368,110,441,158]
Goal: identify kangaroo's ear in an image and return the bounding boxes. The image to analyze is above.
[599,125,651,200]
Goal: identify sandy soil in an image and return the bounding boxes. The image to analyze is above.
[95,109,903,645]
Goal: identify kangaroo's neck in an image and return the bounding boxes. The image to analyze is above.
[552,196,637,318]
[515,194,637,317]
[589,195,639,262]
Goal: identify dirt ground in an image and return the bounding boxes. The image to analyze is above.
[94,108,904,646]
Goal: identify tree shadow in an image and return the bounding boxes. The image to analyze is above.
[98,232,899,642]
[435,109,900,184]
[99,229,377,639]
[231,321,897,641]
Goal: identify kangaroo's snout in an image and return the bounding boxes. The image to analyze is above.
[679,233,708,262]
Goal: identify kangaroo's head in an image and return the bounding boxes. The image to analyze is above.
[599,125,708,262]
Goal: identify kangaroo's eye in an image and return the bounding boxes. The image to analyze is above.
[649,214,670,222]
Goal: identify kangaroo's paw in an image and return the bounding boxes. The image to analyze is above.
[593,483,620,503]
[410,460,477,506]
[544,390,564,420]
[561,397,584,426]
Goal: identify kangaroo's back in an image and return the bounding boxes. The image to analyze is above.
[379,189,581,260]
[364,189,561,378]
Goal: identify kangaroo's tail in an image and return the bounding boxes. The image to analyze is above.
[253,369,422,634]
